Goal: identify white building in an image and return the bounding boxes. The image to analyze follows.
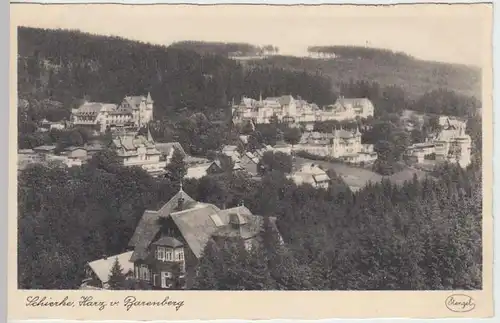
[111,128,166,176]
[294,128,377,164]
[321,97,375,121]
[232,94,375,126]
[231,94,299,125]
[71,93,154,133]
[288,163,330,189]
[406,116,472,168]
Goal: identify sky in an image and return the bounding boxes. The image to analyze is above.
[10,3,491,66]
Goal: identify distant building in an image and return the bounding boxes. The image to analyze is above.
[60,146,88,163]
[110,128,165,176]
[294,128,377,164]
[239,151,260,175]
[221,145,241,163]
[321,97,374,121]
[272,141,293,155]
[71,93,154,133]
[232,94,374,126]
[155,142,187,165]
[184,162,222,180]
[289,163,330,189]
[405,117,472,168]
[38,118,67,132]
[126,186,281,289]
[231,94,298,125]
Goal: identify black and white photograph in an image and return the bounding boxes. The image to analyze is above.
[13,2,490,303]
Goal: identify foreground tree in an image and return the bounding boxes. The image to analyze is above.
[165,147,187,182]
[108,257,126,290]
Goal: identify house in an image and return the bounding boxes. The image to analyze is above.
[184,162,222,180]
[221,145,241,163]
[110,128,166,176]
[81,251,135,290]
[294,128,377,164]
[32,145,57,155]
[71,93,154,133]
[405,123,472,168]
[155,142,187,165]
[127,186,281,289]
[232,94,375,126]
[438,115,467,131]
[288,163,330,189]
[119,93,154,128]
[39,118,67,131]
[322,97,374,121]
[239,151,260,175]
[61,146,88,163]
[83,142,106,158]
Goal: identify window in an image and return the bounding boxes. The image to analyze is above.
[156,247,166,261]
[139,265,150,281]
[166,249,173,261]
[177,249,184,261]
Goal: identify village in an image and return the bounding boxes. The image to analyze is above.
[17,89,474,290]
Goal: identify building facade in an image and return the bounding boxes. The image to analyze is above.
[288,163,331,189]
[71,93,154,133]
[405,116,472,168]
[294,128,377,164]
[321,97,375,121]
[232,94,374,126]
[110,128,166,176]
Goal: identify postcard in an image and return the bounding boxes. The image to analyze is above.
[8,2,494,320]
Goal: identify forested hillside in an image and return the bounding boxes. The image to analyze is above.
[17,27,335,121]
[250,47,481,99]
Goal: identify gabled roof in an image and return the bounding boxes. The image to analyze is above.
[185,162,215,179]
[123,95,146,109]
[87,251,134,284]
[155,142,186,157]
[128,190,197,262]
[170,205,274,258]
[151,236,184,248]
[129,191,279,261]
[335,97,372,106]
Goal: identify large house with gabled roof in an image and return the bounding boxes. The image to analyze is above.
[125,184,281,289]
[71,93,154,133]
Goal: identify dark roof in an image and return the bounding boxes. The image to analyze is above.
[128,190,196,262]
[129,192,279,261]
[151,236,184,248]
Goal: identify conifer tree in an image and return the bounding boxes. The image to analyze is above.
[108,257,126,290]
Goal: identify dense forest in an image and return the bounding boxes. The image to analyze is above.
[18,149,482,290]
